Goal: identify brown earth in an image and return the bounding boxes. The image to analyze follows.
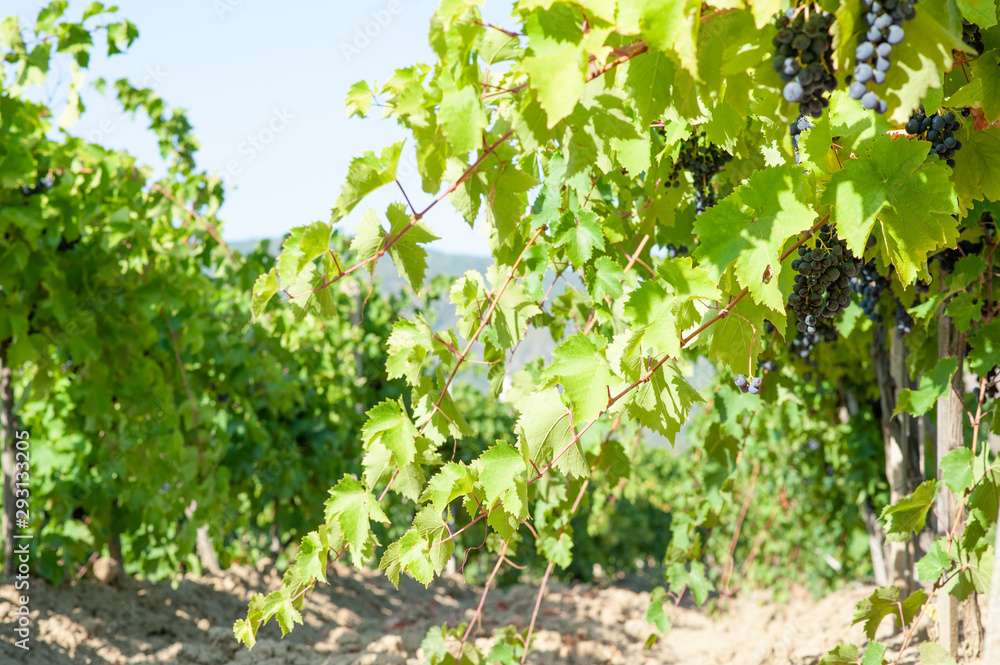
[0,560,985,665]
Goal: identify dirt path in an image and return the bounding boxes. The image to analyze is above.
[0,561,982,664]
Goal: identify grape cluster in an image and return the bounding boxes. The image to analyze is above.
[848,0,917,113]
[905,107,962,168]
[668,138,733,213]
[665,243,689,259]
[963,19,985,55]
[789,321,840,359]
[934,238,983,274]
[849,260,890,323]
[734,374,764,395]
[788,224,860,333]
[773,7,837,119]
[789,115,813,164]
[21,176,53,197]
[893,300,915,334]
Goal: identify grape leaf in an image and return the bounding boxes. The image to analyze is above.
[385,202,439,291]
[324,475,390,567]
[520,4,587,127]
[437,72,488,153]
[362,399,419,468]
[625,359,703,443]
[918,642,957,665]
[940,447,975,494]
[820,644,860,665]
[542,332,616,422]
[951,125,1000,213]
[823,134,959,285]
[515,387,587,477]
[880,480,938,542]
[380,528,434,588]
[693,165,816,313]
[852,586,927,639]
[345,80,373,118]
[332,141,404,220]
[646,586,672,634]
[967,319,1000,374]
[862,642,887,665]
[477,441,529,518]
[894,356,959,417]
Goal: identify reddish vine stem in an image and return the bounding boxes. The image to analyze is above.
[461,541,509,647]
[286,131,514,302]
[520,561,554,663]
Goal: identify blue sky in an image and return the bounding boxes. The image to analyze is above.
[8,0,518,255]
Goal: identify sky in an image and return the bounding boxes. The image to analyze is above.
[7,0,518,256]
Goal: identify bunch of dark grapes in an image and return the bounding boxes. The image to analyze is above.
[668,138,733,213]
[962,19,985,55]
[934,238,983,274]
[734,374,764,395]
[665,243,688,258]
[905,107,962,167]
[789,320,840,359]
[893,299,914,334]
[21,176,53,197]
[788,223,860,334]
[848,0,917,113]
[849,260,890,323]
[789,115,813,164]
[773,7,837,120]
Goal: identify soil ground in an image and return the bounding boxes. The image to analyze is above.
[0,561,986,665]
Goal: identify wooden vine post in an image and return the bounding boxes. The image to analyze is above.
[0,341,14,578]
[935,306,965,657]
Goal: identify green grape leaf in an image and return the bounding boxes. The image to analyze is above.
[276,221,333,286]
[557,211,605,266]
[940,447,975,495]
[852,586,927,639]
[520,5,587,127]
[646,586,672,634]
[950,125,1000,213]
[515,387,587,477]
[916,539,954,583]
[950,49,1000,124]
[438,72,488,153]
[292,531,328,584]
[413,506,455,576]
[423,462,477,514]
[894,356,959,417]
[542,332,615,422]
[332,141,404,220]
[539,531,573,569]
[385,317,435,385]
[386,202,439,291]
[324,475,390,568]
[879,7,965,123]
[380,528,434,588]
[477,441,529,518]
[918,642,957,665]
[251,269,279,320]
[233,618,256,650]
[345,80,373,118]
[625,359,703,443]
[820,643,860,665]
[706,291,769,376]
[880,480,938,543]
[967,319,1000,374]
[862,642,887,665]
[824,134,959,285]
[362,399,419,468]
[945,292,980,334]
[629,0,699,77]
[588,255,627,303]
[693,165,816,313]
